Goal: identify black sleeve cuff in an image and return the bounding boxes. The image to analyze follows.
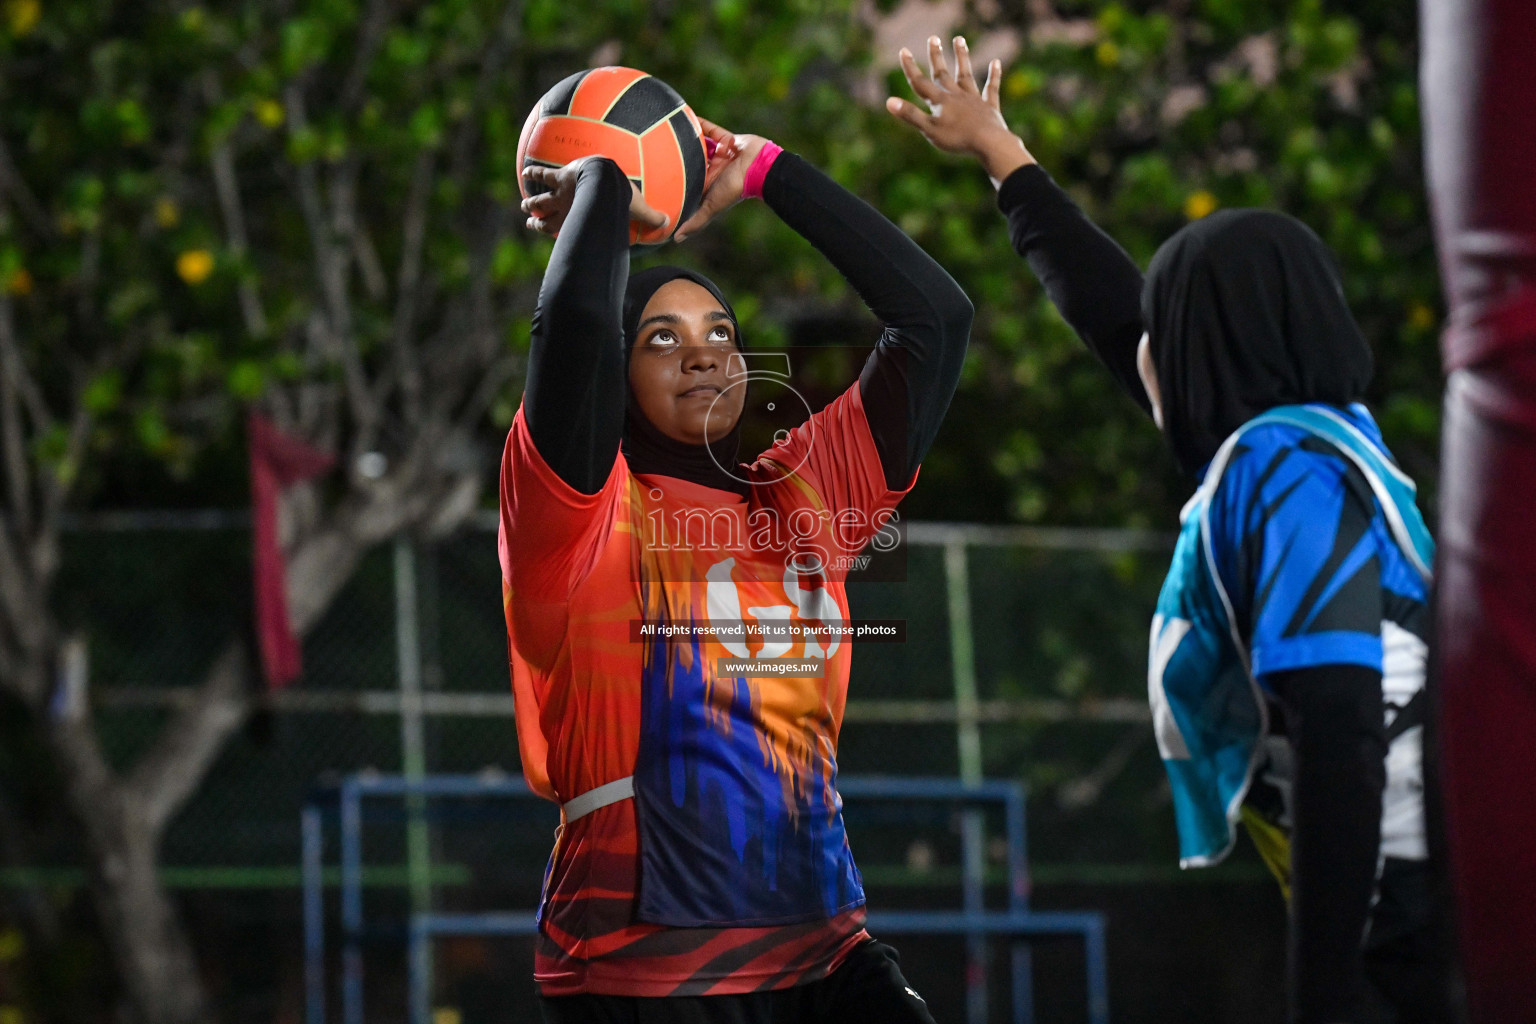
[759,149,805,212]
[576,155,631,200]
[995,162,1060,216]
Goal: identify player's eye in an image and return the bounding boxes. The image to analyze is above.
[649,330,678,347]
[709,325,732,344]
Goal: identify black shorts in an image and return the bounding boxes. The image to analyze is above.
[538,938,937,1024]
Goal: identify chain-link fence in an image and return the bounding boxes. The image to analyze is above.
[5,513,1287,1024]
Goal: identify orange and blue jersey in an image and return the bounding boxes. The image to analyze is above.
[498,382,911,996]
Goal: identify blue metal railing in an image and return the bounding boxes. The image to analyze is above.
[302,773,1108,1024]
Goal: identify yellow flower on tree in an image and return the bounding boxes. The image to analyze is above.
[4,0,40,36]
[1407,301,1436,331]
[155,197,180,229]
[1095,41,1120,67]
[6,268,33,296]
[176,250,214,285]
[1184,190,1218,220]
[0,926,23,960]
[253,99,285,129]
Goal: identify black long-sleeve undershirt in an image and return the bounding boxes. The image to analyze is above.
[522,158,632,494]
[762,153,973,489]
[1270,664,1388,1024]
[522,152,973,495]
[996,161,1389,1022]
[997,163,1151,417]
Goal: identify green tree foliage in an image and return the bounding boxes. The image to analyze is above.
[0,0,1435,525]
[621,0,1437,527]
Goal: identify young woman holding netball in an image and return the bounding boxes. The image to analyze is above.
[502,116,971,1023]
[888,35,1452,1024]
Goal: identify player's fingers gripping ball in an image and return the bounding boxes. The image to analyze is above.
[517,67,708,248]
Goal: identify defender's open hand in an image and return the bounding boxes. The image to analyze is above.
[886,35,1035,188]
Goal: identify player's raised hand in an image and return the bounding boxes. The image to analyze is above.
[886,35,1036,187]
[521,158,668,238]
[673,118,763,242]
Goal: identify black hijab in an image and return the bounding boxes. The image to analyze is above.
[621,266,748,495]
[1142,209,1373,477]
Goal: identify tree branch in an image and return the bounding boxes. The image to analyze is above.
[127,639,251,836]
[0,295,37,537]
[0,526,46,703]
[448,0,523,183]
[0,130,54,240]
[75,227,101,334]
[283,87,376,449]
[45,714,121,848]
[309,0,398,443]
[282,518,374,636]
[462,201,505,365]
[0,295,52,699]
[127,446,423,836]
[452,350,520,436]
[0,295,50,430]
[204,76,269,339]
[352,225,387,301]
[283,89,344,327]
[338,0,394,115]
[123,439,488,838]
[37,393,91,559]
[0,624,17,686]
[389,150,435,427]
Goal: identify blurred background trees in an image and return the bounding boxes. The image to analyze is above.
[0,0,1435,1022]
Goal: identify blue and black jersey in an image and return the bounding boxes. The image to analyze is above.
[1149,403,1431,866]
[1207,404,1429,680]
[1000,160,1450,1022]
[1204,403,1429,861]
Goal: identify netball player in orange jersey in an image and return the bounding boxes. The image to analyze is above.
[502,116,971,1023]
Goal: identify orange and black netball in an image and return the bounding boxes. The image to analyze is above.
[517,67,707,248]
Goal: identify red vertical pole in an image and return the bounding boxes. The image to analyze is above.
[1421,2,1536,1019]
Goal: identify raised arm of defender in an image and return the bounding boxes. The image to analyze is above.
[887,38,1402,1023]
[887,36,1150,417]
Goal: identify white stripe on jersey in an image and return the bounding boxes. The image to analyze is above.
[1381,619,1428,860]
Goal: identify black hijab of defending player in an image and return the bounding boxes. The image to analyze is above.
[620,265,748,495]
[1141,209,1374,477]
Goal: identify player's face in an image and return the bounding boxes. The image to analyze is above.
[1137,331,1164,430]
[629,280,747,445]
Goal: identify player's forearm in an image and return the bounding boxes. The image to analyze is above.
[975,129,1035,189]
[761,151,973,487]
[997,164,1150,416]
[762,152,972,340]
[524,158,632,494]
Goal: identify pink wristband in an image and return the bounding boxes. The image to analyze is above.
[740,141,784,200]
